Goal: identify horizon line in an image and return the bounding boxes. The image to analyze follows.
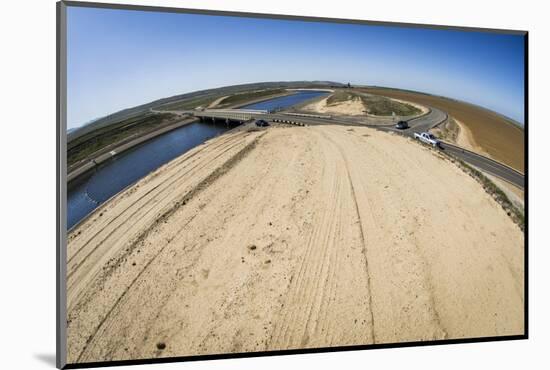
[68,81,525,131]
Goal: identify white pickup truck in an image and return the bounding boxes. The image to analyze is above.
[414,132,441,147]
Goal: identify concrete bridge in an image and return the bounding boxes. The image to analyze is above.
[190,109,269,123]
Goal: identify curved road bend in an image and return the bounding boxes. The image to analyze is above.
[376,107,524,189]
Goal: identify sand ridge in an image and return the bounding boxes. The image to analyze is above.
[303,93,428,118]
[454,118,489,157]
[303,96,366,115]
[67,125,524,363]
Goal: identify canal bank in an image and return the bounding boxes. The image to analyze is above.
[67,117,198,183]
[67,121,230,230]
[67,90,329,229]
[67,89,308,184]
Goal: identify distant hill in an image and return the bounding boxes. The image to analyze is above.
[68,81,344,143]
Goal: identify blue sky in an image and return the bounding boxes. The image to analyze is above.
[67,6,525,129]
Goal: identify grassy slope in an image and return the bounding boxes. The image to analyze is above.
[360,93,421,116]
[159,88,288,111]
[326,91,356,105]
[68,112,177,167]
[155,94,220,111]
[215,89,287,108]
[326,90,421,116]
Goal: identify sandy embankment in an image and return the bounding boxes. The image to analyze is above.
[303,96,366,115]
[454,118,489,156]
[67,125,524,364]
[303,94,428,119]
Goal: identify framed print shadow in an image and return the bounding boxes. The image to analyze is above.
[56,1,528,368]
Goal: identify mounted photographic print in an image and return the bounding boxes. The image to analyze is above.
[57,1,527,368]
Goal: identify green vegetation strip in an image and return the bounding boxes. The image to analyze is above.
[360,94,421,116]
[157,94,221,111]
[68,112,178,167]
[326,91,356,105]
[327,90,421,116]
[215,89,287,108]
[157,88,288,111]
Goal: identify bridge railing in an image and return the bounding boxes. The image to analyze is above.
[192,109,269,122]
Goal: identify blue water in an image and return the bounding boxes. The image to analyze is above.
[67,90,329,229]
[67,122,228,229]
[242,91,327,111]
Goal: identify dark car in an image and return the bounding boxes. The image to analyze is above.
[395,120,409,129]
[255,119,270,127]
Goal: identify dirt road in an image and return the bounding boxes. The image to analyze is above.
[67,125,524,364]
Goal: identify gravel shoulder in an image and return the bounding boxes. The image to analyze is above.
[67,125,524,364]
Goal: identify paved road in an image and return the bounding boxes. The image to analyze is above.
[439,142,524,188]
[384,107,448,135]
[173,107,525,189]
[368,108,524,189]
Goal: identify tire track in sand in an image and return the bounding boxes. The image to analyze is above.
[322,126,448,342]
[68,132,244,266]
[67,133,254,310]
[323,132,377,343]
[269,128,374,349]
[71,133,265,362]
